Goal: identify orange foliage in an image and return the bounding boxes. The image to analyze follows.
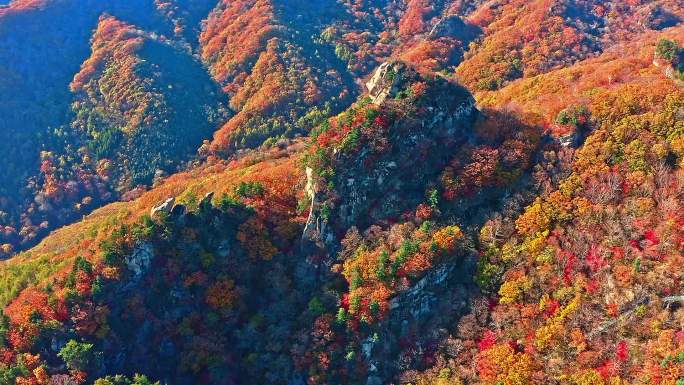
[200,0,279,91]
[476,343,537,385]
[5,287,65,325]
[398,0,433,37]
[236,217,278,261]
[400,37,461,72]
[71,16,144,95]
[205,279,238,311]
[341,222,464,322]
[432,225,464,254]
[456,0,684,91]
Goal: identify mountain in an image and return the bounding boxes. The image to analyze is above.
[69,15,226,188]
[0,1,683,385]
[199,0,355,153]
[0,0,221,256]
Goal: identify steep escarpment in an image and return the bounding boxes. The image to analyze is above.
[299,61,541,385]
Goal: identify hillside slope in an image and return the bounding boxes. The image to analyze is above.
[0,62,504,385]
[0,1,683,385]
[0,0,227,257]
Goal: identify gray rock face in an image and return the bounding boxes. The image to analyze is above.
[389,264,456,319]
[653,55,683,81]
[302,166,330,249]
[370,256,479,380]
[150,197,175,218]
[428,15,479,42]
[365,62,400,105]
[664,65,677,80]
[558,131,580,148]
[125,242,154,279]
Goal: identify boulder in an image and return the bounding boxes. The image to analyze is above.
[365,62,400,105]
[199,191,215,212]
[150,197,175,218]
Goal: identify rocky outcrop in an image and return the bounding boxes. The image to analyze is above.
[125,242,154,279]
[388,264,455,318]
[198,192,214,212]
[302,167,334,249]
[365,62,401,105]
[150,197,175,218]
[367,255,480,381]
[428,15,480,42]
[343,62,477,228]
[557,129,586,148]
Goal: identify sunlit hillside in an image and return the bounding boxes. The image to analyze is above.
[0,1,682,384]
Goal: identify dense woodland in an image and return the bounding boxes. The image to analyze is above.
[0,0,682,384]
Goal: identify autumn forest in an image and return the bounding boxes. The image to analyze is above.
[0,0,682,384]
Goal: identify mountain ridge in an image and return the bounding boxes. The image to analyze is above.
[0,1,682,384]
